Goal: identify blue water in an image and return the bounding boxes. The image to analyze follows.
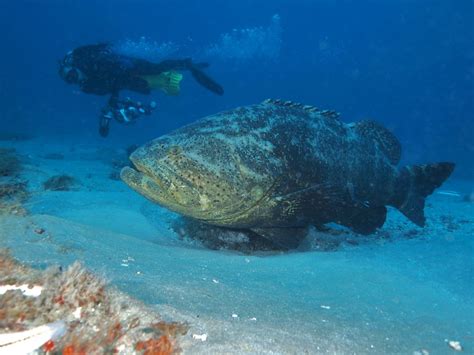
[0,0,473,353]
[1,1,472,176]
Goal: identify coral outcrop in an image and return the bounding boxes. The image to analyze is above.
[0,250,187,354]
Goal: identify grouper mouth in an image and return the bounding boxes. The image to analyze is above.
[121,160,278,224]
[120,163,194,212]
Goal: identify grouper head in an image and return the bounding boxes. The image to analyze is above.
[120,125,279,226]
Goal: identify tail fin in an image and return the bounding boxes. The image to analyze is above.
[392,162,455,226]
[140,71,183,96]
[189,67,224,95]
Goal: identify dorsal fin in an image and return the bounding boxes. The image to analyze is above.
[261,98,339,118]
[352,120,401,164]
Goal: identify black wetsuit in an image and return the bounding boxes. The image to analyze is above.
[63,43,224,96]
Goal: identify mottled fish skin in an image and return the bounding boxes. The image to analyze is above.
[121,99,452,237]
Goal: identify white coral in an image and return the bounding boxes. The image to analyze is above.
[0,321,66,354]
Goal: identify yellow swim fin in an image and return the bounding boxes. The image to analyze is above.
[140,71,183,96]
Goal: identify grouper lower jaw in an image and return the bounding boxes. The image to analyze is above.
[120,166,216,219]
[120,166,163,204]
[120,166,180,210]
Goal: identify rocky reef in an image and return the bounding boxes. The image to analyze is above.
[0,250,187,354]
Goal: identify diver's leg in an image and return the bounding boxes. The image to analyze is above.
[158,59,224,95]
[150,59,209,72]
[99,115,110,137]
[152,59,191,72]
[160,59,224,95]
[99,92,119,137]
[127,77,152,94]
[132,59,191,74]
[108,91,120,107]
[136,58,224,95]
[189,66,224,95]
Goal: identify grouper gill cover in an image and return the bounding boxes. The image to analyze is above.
[121,99,454,247]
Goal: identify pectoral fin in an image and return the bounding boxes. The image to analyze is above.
[272,182,344,219]
[339,205,387,235]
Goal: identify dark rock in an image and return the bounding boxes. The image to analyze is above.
[172,217,285,254]
[0,181,29,215]
[0,181,28,200]
[0,148,21,177]
[43,175,77,191]
[440,215,460,231]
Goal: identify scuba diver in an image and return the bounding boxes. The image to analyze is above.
[58,43,224,136]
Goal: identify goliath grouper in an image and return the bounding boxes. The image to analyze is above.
[121,99,454,248]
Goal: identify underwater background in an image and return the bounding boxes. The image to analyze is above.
[0,0,473,354]
[1,0,473,177]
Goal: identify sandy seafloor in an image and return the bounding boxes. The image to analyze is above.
[0,136,473,354]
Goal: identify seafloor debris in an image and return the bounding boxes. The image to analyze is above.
[192,333,208,342]
[0,148,29,215]
[412,349,429,355]
[43,175,77,191]
[0,181,28,200]
[0,148,21,177]
[439,215,460,232]
[0,249,188,354]
[447,340,463,352]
